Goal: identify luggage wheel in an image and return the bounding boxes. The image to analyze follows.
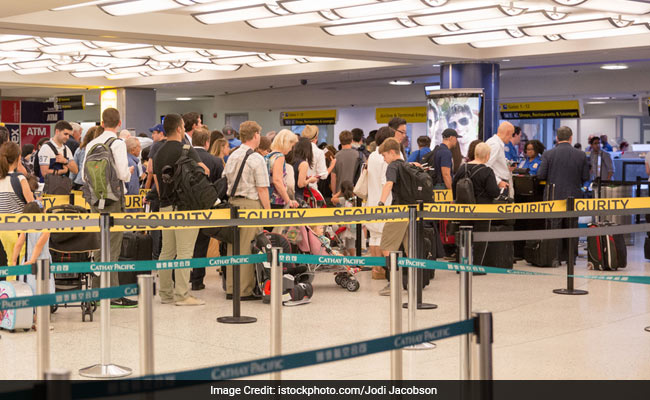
[81,302,94,322]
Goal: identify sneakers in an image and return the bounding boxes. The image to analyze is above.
[160,298,174,304]
[191,283,206,291]
[110,297,138,308]
[175,296,205,306]
[379,284,391,296]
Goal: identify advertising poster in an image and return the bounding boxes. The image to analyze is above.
[21,124,51,147]
[426,89,484,157]
[6,124,20,145]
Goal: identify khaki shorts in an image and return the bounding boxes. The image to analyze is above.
[380,221,409,253]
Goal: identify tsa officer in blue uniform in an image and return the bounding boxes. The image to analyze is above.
[518,139,544,175]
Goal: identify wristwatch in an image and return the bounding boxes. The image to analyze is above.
[377,201,385,206]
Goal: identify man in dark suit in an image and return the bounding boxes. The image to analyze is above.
[190,128,223,290]
[537,126,590,263]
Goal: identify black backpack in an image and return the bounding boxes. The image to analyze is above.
[352,150,365,184]
[162,145,218,211]
[455,163,485,204]
[421,145,440,186]
[395,160,434,204]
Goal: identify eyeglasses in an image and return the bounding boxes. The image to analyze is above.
[448,117,469,130]
[396,129,406,135]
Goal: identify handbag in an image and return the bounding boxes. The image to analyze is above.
[352,164,368,201]
[203,149,254,244]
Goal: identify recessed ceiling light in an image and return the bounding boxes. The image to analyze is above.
[586,101,606,104]
[502,59,511,62]
[432,64,440,67]
[176,97,192,101]
[591,96,610,100]
[85,102,95,106]
[389,80,414,86]
[601,64,628,70]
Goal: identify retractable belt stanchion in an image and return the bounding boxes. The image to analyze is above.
[79,213,132,378]
[45,369,71,400]
[645,326,650,332]
[36,259,51,379]
[355,197,363,257]
[404,205,435,351]
[554,197,588,296]
[459,226,473,380]
[473,311,494,400]
[138,275,154,376]
[218,206,256,324]
[403,201,437,311]
[270,247,282,381]
[388,251,403,380]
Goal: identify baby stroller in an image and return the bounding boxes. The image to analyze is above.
[47,205,100,322]
[251,231,314,306]
[275,225,361,292]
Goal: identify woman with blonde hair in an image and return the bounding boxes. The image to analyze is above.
[210,138,230,163]
[266,129,299,208]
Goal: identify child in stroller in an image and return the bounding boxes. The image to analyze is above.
[251,231,314,306]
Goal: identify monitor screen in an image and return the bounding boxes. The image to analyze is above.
[426,89,484,157]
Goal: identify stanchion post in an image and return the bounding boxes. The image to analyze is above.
[79,213,132,378]
[218,206,256,324]
[138,275,154,376]
[459,226,473,380]
[45,369,71,400]
[355,197,363,257]
[270,247,282,380]
[36,259,51,379]
[553,197,588,296]
[407,200,436,310]
[473,311,493,388]
[404,205,435,351]
[389,251,402,380]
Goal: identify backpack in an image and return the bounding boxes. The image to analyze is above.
[421,145,440,186]
[395,160,434,204]
[82,137,123,209]
[352,150,365,185]
[455,164,485,204]
[162,145,219,211]
[9,172,26,204]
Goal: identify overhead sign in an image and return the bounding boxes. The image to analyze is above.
[376,107,427,123]
[21,124,51,147]
[500,101,580,119]
[56,95,85,110]
[280,110,336,126]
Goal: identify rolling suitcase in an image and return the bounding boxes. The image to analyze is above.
[645,235,650,260]
[119,232,153,285]
[524,183,560,267]
[0,281,34,331]
[587,222,627,271]
[478,224,514,269]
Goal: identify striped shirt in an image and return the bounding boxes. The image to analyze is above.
[0,174,26,213]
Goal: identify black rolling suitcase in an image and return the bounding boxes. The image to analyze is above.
[645,235,650,260]
[524,183,560,267]
[587,222,627,270]
[119,232,153,284]
[477,224,514,269]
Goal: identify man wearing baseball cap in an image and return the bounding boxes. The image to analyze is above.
[222,125,242,148]
[301,125,328,188]
[425,128,460,190]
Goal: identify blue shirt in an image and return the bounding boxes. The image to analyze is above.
[602,142,613,152]
[518,155,542,175]
[433,143,452,184]
[408,147,431,163]
[126,153,141,196]
[505,142,519,162]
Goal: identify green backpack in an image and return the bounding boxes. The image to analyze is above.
[82,137,123,209]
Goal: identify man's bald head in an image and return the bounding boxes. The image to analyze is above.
[497,121,514,144]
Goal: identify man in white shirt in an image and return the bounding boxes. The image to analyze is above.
[301,125,328,189]
[486,121,514,198]
[81,108,134,306]
[39,120,79,180]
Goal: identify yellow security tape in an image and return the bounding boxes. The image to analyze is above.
[433,190,452,203]
[422,200,567,219]
[0,213,100,233]
[42,195,71,210]
[574,197,650,211]
[111,209,232,231]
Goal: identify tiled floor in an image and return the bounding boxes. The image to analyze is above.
[1,234,649,380]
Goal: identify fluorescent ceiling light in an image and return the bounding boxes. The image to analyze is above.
[469,35,551,48]
[193,4,288,24]
[84,55,148,67]
[12,59,56,69]
[458,10,566,30]
[0,38,43,51]
[334,0,446,19]
[0,50,41,59]
[86,102,96,106]
[190,0,267,13]
[40,42,96,54]
[0,34,32,42]
[52,0,114,11]
[425,84,440,91]
[558,0,650,15]
[247,59,298,68]
[14,67,56,75]
[414,5,526,26]
[586,101,606,104]
[111,46,162,58]
[105,72,147,80]
[432,29,523,45]
[206,50,257,58]
[521,18,632,36]
[560,23,650,40]
[213,55,265,65]
[151,51,208,62]
[368,25,445,39]
[184,62,241,71]
[176,97,192,101]
[40,38,83,46]
[389,80,414,85]
[279,0,378,14]
[52,62,95,71]
[111,65,153,74]
[99,0,184,16]
[600,64,628,70]
[305,57,340,62]
[247,12,327,28]
[323,18,413,35]
[148,68,189,76]
[71,69,111,77]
